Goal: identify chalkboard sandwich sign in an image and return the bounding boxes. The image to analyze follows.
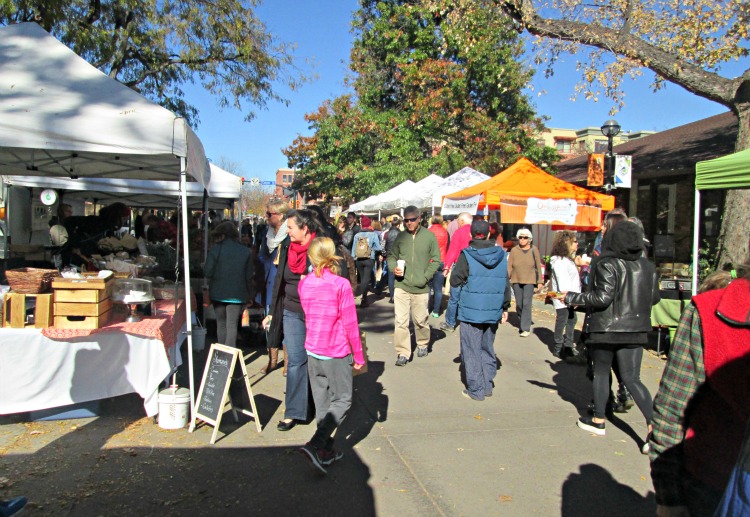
[192,343,261,443]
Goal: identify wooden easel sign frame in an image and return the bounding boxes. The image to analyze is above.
[191,343,261,444]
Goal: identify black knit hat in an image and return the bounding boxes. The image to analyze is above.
[471,220,490,239]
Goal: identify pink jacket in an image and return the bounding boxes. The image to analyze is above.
[298,269,365,364]
[444,224,472,270]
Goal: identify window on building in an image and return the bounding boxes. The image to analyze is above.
[555,140,572,153]
[594,140,609,153]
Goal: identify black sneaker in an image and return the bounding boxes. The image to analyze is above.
[319,448,344,466]
[577,417,606,436]
[395,355,408,366]
[417,347,428,357]
[299,444,327,474]
[439,322,455,332]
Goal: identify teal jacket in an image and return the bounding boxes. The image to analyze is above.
[205,239,255,303]
[387,225,440,294]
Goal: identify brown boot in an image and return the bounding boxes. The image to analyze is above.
[282,345,288,377]
[260,348,279,374]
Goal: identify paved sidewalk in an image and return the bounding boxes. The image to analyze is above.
[0,294,664,516]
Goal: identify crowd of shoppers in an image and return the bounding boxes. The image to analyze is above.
[198,198,750,512]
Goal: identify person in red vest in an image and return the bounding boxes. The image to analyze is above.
[649,265,750,517]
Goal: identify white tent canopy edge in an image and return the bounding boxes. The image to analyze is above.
[0,22,212,427]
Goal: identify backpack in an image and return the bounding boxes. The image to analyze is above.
[355,235,371,259]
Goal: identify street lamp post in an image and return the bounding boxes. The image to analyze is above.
[600,119,621,192]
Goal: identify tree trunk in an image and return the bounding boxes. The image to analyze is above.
[715,105,750,269]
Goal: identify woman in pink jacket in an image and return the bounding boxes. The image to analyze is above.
[298,236,366,474]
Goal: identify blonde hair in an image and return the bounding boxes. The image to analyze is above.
[266,199,289,218]
[307,237,341,277]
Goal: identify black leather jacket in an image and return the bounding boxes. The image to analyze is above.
[565,256,660,333]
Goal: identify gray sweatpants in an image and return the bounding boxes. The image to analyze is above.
[308,354,354,450]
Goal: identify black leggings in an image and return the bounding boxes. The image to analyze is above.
[355,258,374,301]
[592,344,653,424]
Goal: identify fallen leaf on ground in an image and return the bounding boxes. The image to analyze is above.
[474,414,482,420]
[499,495,513,503]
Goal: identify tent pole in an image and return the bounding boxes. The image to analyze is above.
[179,161,196,432]
[202,190,209,264]
[692,189,701,293]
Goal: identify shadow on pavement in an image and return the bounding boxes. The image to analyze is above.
[2,380,380,516]
[561,463,655,516]
[527,358,591,411]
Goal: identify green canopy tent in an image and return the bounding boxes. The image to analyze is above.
[693,148,750,289]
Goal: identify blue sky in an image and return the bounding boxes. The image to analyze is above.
[187,1,744,184]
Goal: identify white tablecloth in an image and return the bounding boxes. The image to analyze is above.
[0,326,184,417]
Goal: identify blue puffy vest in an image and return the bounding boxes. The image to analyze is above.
[457,246,508,324]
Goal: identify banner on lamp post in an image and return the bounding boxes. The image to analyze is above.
[614,155,632,188]
[441,194,481,216]
[588,154,605,187]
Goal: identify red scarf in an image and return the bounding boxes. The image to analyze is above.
[288,232,316,274]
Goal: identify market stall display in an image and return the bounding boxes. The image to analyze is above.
[0,22,211,423]
[0,299,187,417]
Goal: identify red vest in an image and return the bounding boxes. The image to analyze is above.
[685,278,750,490]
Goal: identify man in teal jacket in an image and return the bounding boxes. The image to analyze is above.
[387,205,441,365]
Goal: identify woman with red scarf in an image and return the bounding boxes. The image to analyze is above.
[263,209,319,431]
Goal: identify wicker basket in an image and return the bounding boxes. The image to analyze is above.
[5,268,59,294]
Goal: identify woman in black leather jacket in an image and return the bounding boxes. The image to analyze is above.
[559,222,660,448]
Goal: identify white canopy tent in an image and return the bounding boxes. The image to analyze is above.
[379,174,445,211]
[432,167,490,209]
[0,22,212,428]
[348,194,380,213]
[355,180,416,214]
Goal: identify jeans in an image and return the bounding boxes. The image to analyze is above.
[591,343,652,423]
[553,307,577,353]
[429,264,445,314]
[355,258,375,302]
[282,309,309,421]
[308,354,354,450]
[459,321,498,400]
[213,302,243,347]
[393,289,430,358]
[512,283,535,332]
[444,285,461,327]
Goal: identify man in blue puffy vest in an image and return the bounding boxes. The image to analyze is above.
[450,220,511,401]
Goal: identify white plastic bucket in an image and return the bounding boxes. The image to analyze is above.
[191,327,207,352]
[157,387,190,429]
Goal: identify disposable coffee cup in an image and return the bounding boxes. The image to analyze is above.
[397,259,405,273]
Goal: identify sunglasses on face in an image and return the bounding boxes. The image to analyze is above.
[403,217,418,223]
[518,236,529,240]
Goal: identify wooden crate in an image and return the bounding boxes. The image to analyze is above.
[3,292,53,328]
[54,311,112,330]
[52,273,114,329]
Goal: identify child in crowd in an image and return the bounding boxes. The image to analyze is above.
[297,237,366,474]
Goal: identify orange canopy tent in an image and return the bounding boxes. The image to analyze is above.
[443,158,615,228]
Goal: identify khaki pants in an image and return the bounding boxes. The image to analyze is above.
[394,289,430,358]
